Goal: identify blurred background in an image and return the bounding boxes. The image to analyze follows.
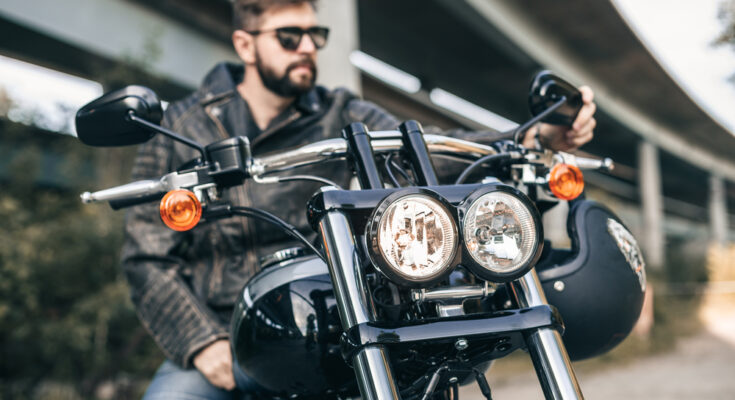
[1,0,734,398]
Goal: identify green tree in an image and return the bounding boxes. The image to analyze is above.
[0,108,161,399]
[715,0,735,49]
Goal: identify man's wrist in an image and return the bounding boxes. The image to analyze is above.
[521,124,541,148]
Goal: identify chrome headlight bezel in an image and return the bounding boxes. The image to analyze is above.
[365,188,460,287]
[458,185,543,282]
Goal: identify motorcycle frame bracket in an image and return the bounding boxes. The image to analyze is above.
[339,305,563,363]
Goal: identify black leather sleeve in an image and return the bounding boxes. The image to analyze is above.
[119,104,228,368]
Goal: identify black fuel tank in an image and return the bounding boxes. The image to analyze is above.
[230,255,357,398]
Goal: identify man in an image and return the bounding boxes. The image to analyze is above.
[122,0,597,398]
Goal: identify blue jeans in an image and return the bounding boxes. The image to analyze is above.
[143,360,261,400]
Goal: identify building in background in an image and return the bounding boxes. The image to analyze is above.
[1,0,734,268]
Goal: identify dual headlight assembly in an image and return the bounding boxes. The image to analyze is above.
[366,186,542,286]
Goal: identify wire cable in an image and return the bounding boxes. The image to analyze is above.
[276,175,341,188]
[454,153,512,184]
[391,159,416,185]
[383,153,402,188]
[230,206,325,262]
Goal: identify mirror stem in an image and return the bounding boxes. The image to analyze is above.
[127,112,208,161]
[512,96,567,145]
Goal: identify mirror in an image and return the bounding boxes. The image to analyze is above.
[75,85,163,146]
[528,71,583,126]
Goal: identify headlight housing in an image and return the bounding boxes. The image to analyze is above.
[366,189,458,286]
[460,187,542,281]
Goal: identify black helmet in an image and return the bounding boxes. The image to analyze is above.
[536,200,646,360]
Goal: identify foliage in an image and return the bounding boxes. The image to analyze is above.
[715,0,735,49]
[0,121,161,399]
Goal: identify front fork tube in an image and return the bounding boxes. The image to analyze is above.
[510,270,584,399]
[318,210,401,400]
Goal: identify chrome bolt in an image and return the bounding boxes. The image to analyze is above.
[455,338,468,351]
[554,280,565,292]
[449,376,458,384]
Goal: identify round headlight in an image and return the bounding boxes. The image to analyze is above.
[462,189,541,281]
[367,191,458,285]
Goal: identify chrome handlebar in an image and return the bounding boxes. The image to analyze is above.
[80,170,201,204]
[81,131,612,205]
[248,132,497,176]
[576,156,614,171]
[81,133,498,204]
[80,179,164,204]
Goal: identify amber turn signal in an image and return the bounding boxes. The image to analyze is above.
[548,164,584,200]
[159,190,202,231]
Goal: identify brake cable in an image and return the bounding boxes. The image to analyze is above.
[230,206,326,262]
[454,153,512,184]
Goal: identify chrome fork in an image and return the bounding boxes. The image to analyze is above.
[318,204,582,399]
[318,210,401,400]
[511,270,584,399]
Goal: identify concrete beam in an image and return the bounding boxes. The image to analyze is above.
[0,0,239,89]
[459,0,735,181]
[316,0,361,93]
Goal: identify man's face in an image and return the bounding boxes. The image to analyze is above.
[252,3,320,97]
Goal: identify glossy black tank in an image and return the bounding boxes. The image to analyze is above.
[230,255,357,398]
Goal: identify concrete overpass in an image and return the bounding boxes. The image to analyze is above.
[1,0,733,267]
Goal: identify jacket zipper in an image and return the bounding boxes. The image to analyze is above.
[203,102,302,289]
[204,100,260,297]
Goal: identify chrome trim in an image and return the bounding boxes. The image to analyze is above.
[258,247,307,269]
[319,210,401,399]
[80,170,200,203]
[249,138,348,176]
[248,133,497,176]
[81,179,163,203]
[319,211,375,329]
[354,347,401,400]
[436,304,465,317]
[525,328,582,399]
[510,270,583,399]
[411,283,492,303]
[554,152,614,172]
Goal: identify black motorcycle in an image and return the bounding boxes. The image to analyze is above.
[76,72,646,399]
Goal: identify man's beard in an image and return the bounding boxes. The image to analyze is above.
[255,55,317,98]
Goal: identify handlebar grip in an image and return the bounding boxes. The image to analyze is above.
[109,192,166,210]
[81,179,166,205]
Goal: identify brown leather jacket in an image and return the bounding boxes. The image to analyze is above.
[120,62,505,367]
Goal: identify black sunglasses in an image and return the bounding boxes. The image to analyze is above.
[247,26,330,51]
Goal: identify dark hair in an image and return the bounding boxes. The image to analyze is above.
[232,0,317,31]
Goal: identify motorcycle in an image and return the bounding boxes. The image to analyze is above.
[75,71,646,399]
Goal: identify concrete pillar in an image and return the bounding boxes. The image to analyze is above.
[638,141,664,269]
[316,0,361,94]
[709,175,728,246]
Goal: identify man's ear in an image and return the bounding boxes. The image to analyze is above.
[232,30,256,64]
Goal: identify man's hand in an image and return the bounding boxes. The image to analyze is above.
[193,339,236,390]
[522,86,596,152]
